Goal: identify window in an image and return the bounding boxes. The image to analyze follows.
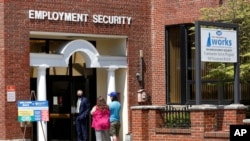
[166,24,250,105]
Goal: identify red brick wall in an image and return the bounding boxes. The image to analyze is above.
[1,1,31,139]
[0,1,5,139]
[0,0,223,139]
[131,105,247,141]
[131,109,149,141]
[1,0,152,139]
[204,110,217,132]
[150,0,221,105]
[150,0,166,105]
[219,109,246,131]
[164,0,221,25]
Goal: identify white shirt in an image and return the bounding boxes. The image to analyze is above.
[76,98,81,113]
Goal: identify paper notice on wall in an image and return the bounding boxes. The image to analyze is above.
[7,91,16,102]
[53,96,58,105]
[71,106,76,114]
[7,85,16,102]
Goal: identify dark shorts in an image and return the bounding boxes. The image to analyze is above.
[110,121,120,136]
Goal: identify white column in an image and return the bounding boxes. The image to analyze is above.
[107,66,118,104]
[37,65,48,141]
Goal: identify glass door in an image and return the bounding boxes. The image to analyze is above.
[47,76,71,141]
[46,75,96,141]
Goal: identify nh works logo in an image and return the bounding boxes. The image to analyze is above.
[206,30,232,47]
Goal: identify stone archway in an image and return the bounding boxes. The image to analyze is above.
[58,39,99,67]
[30,39,127,68]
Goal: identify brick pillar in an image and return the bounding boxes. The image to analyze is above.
[148,107,164,140]
[190,105,207,139]
[191,105,220,140]
[204,109,217,131]
[131,107,148,141]
[190,104,247,139]
[131,105,164,141]
[220,104,247,131]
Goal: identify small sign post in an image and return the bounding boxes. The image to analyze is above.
[195,21,239,104]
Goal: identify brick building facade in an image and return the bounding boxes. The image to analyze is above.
[0,0,244,141]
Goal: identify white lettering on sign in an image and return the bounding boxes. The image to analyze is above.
[29,10,88,22]
[29,10,132,25]
[92,14,131,24]
[234,129,247,136]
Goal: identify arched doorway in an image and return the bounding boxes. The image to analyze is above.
[30,39,127,141]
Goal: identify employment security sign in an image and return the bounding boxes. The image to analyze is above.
[18,100,49,122]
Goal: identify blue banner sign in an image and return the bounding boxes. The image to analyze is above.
[18,100,49,122]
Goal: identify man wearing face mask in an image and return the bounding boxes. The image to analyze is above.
[75,89,90,141]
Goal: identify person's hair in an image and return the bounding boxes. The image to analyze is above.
[96,96,109,110]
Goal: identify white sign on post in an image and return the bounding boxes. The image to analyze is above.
[200,28,237,63]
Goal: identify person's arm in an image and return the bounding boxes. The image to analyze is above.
[90,106,96,115]
[79,98,91,119]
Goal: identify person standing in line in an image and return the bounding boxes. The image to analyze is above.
[108,92,121,141]
[75,89,90,141]
[90,96,111,141]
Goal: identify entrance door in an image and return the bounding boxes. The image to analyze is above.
[30,75,97,141]
[47,75,97,141]
[47,76,71,141]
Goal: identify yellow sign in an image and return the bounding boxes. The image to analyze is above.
[18,110,33,116]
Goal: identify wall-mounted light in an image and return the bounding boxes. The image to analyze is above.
[139,50,143,82]
[137,50,148,103]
